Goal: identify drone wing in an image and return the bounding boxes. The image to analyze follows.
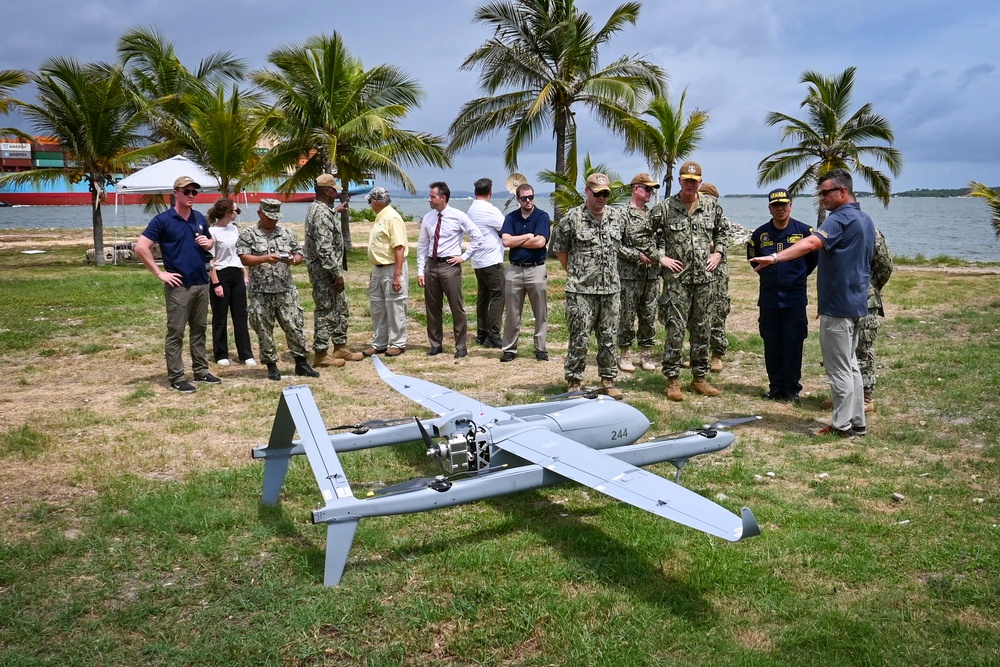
[495,426,755,541]
[372,355,511,423]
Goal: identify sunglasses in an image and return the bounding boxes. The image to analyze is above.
[518,195,535,202]
[817,187,843,197]
[233,206,242,215]
[179,188,199,197]
[591,190,611,198]
[638,185,658,193]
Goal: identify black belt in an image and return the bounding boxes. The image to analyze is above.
[511,260,545,267]
[430,256,455,262]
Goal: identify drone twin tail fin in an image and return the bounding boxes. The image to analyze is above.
[272,385,360,586]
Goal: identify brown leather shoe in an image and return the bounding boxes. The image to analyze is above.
[362,346,387,357]
[386,346,404,357]
[690,376,720,397]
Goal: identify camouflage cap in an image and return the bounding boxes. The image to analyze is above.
[699,182,720,198]
[585,173,611,191]
[678,161,703,181]
[630,172,659,188]
[366,186,391,203]
[173,175,201,189]
[258,198,282,220]
[316,173,339,189]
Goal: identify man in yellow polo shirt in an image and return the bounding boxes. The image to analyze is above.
[364,187,409,356]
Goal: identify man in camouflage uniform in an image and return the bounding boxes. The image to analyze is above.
[858,228,893,411]
[649,161,728,401]
[614,173,661,373]
[237,199,320,381]
[699,182,752,373]
[551,173,624,399]
[304,174,362,367]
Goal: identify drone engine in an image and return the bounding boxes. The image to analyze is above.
[425,421,490,472]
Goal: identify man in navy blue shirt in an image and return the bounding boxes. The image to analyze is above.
[748,188,817,402]
[499,182,551,362]
[750,170,875,438]
[135,176,222,393]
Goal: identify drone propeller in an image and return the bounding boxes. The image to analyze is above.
[543,387,601,401]
[328,417,413,434]
[645,415,762,442]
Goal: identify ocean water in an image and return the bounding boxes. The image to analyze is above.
[2,195,998,262]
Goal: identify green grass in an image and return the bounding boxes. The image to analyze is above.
[1,231,998,666]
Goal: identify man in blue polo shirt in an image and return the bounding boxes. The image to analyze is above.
[750,169,874,438]
[135,175,222,393]
[748,188,817,402]
[499,182,551,362]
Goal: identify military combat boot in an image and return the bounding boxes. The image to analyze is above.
[313,350,346,368]
[665,377,683,402]
[640,346,656,371]
[864,389,875,413]
[618,347,635,372]
[601,378,624,400]
[266,362,281,381]
[710,353,724,373]
[294,356,320,378]
[566,380,581,393]
[690,376,721,397]
[331,343,363,362]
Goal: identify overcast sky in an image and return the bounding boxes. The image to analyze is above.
[2,0,998,195]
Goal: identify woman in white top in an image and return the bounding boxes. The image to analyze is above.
[207,198,255,366]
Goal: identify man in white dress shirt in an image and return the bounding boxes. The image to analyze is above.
[467,178,506,349]
[416,181,485,358]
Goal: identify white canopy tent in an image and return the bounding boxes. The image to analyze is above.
[114,155,221,196]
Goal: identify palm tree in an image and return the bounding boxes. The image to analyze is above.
[253,32,451,249]
[757,66,903,223]
[117,25,246,144]
[448,0,666,217]
[969,182,1000,238]
[0,69,30,139]
[623,88,708,197]
[0,58,162,266]
[166,83,273,198]
[538,153,628,211]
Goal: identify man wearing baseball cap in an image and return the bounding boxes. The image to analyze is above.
[364,186,409,356]
[304,173,362,367]
[648,161,728,401]
[237,198,320,381]
[135,175,220,393]
[613,173,661,373]
[747,188,817,402]
[550,172,624,399]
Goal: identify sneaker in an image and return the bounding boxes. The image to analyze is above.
[216,358,231,367]
[195,373,222,384]
[812,425,854,439]
[852,425,868,437]
[535,351,549,361]
[500,351,517,362]
[170,380,197,393]
[244,358,257,367]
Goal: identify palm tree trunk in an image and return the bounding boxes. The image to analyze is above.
[92,192,105,267]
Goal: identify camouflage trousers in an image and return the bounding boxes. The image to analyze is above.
[709,268,731,356]
[617,275,659,348]
[565,291,620,383]
[248,289,309,364]
[856,309,880,394]
[659,279,713,378]
[308,263,349,351]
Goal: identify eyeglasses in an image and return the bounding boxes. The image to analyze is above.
[179,188,199,197]
[518,195,535,202]
[591,190,611,198]
[817,187,843,197]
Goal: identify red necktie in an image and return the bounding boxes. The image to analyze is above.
[432,211,443,259]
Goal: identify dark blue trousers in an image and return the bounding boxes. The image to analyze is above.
[758,306,808,397]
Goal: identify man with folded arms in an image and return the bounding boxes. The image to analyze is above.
[364,187,408,357]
